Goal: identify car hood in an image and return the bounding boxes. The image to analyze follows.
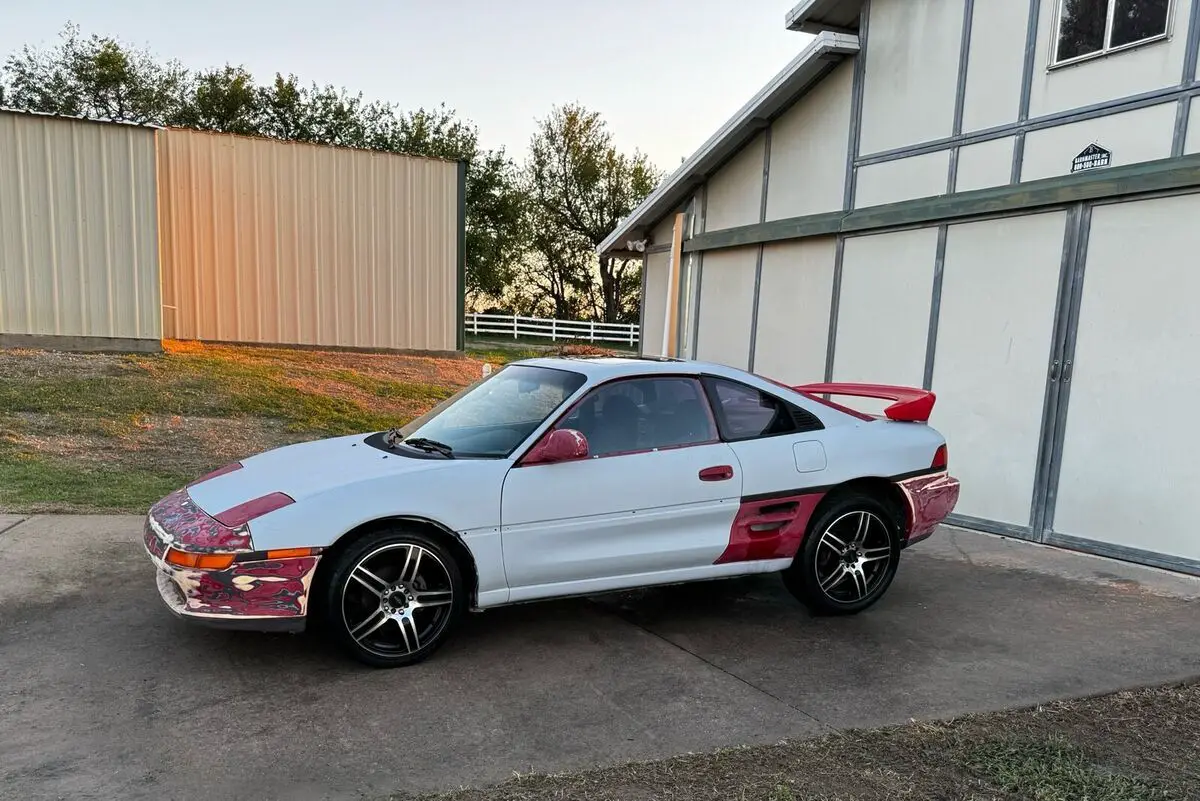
[185,433,459,516]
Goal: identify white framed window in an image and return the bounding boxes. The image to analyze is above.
[1052,0,1173,67]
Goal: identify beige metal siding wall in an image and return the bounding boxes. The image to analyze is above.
[765,59,854,221]
[641,251,670,357]
[858,0,963,155]
[0,112,161,341]
[157,128,458,351]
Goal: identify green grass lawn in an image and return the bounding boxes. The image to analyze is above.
[394,682,1199,801]
[0,341,483,513]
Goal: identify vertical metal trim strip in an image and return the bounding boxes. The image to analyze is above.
[1029,203,1082,538]
[1172,97,1191,157]
[758,126,773,220]
[1172,0,1200,155]
[455,160,467,352]
[948,0,976,194]
[1011,132,1027,184]
[1041,203,1093,536]
[690,184,708,359]
[675,197,696,357]
[824,236,845,382]
[1018,0,1041,123]
[748,244,765,371]
[924,225,948,391]
[638,251,649,357]
[828,1,867,380]
[843,0,871,211]
[1012,0,1041,183]
[952,0,975,135]
[1183,0,1200,83]
[748,126,773,371]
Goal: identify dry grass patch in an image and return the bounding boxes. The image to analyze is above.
[392,683,1200,801]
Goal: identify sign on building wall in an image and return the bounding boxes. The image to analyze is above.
[1071,143,1112,173]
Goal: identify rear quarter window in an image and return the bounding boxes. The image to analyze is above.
[704,377,822,440]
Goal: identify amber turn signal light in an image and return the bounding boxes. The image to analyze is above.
[265,547,316,559]
[165,548,235,570]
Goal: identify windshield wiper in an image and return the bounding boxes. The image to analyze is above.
[400,437,455,458]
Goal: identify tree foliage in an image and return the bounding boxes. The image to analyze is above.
[526,104,660,323]
[2,23,188,125]
[1,24,658,322]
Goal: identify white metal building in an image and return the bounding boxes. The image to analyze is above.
[0,111,162,350]
[1,110,465,353]
[601,0,1200,576]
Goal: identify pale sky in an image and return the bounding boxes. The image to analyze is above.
[0,0,813,171]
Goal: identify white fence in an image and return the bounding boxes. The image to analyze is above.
[466,314,639,346]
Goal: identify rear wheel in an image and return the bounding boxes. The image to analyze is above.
[782,491,901,615]
[323,528,465,668]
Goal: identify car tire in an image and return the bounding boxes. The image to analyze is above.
[782,491,902,616]
[323,527,466,668]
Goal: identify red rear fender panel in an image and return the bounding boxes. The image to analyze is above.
[899,472,961,542]
[715,492,827,564]
[714,469,961,565]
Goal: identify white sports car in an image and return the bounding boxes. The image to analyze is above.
[142,356,960,667]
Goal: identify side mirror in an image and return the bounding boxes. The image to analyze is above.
[524,428,589,465]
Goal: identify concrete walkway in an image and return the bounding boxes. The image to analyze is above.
[1,514,1197,801]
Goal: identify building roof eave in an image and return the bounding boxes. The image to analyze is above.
[598,30,860,258]
[784,0,866,34]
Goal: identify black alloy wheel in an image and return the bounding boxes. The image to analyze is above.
[324,527,465,667]
[783,491,902,615]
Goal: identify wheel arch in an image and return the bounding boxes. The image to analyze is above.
[809,476,910,537]
[309,515,481,620]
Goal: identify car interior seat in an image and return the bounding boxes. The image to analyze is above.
[591,394,641,455]
[662,398,713,446]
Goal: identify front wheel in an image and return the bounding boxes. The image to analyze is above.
[323,528,465,668]
[782,492,901,615]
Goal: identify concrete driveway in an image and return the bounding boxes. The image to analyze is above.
[1,513,1198,801]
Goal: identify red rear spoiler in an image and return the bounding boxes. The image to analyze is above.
[792,382,936,423]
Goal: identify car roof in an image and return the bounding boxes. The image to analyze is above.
[507,355,864,427]
[510,355,759,382]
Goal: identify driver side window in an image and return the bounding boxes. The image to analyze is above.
[560,377,718,458]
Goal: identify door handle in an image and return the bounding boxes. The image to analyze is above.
[699,465,734,481]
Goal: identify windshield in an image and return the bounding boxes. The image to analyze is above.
[396,364,587,458]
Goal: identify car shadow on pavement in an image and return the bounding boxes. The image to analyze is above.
[96,574,789,676]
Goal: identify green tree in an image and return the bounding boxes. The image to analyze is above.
[304,84,372,148]
[513,221,594,320]
[463,149,528,300]
[2,23,188,124]
[527,103,660,323]
[178,65,262,135]
[258,74,314,141]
